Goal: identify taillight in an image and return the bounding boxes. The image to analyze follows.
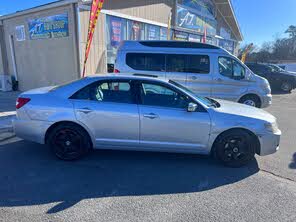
[16,97,31,109]
[114,69,120,73]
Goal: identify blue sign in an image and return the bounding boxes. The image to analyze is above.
[28,13,69,40]
[178,0,215,20]
[176,5,204,32]
[176,5,216,36]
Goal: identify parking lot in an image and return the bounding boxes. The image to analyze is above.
[0,92,295,222]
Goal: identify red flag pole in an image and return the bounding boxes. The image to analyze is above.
[82,0,104,78]
[202,26,207,43]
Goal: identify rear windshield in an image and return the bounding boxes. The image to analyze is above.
[49,78,83,92]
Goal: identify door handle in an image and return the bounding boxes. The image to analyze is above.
[77,107,93,114]
[191,76,198,80]
[214,78,223,82]
[143,113,158,119]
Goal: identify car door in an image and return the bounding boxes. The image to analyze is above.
[70,79,140,148]
[137,80,211,153]
[166,54,212,97]
[211,56,249,101]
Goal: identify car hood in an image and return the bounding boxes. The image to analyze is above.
[213,99,276,123]
[278,71,296,77]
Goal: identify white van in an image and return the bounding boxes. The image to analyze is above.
[114,41,272,108]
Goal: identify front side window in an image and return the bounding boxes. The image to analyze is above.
[71,81,134,104]
[219,57,245,79]
[166,54,210,74]
[140,82,191,109]
[126,53,165,71]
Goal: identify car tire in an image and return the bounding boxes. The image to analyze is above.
[239,95,261,108]
[280,81,292,93]
[47,123,92,161]
[212,129,256,168]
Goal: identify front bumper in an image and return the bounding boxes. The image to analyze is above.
[13,119,52,144]
[258,130,281,156]
[260,94,272,108]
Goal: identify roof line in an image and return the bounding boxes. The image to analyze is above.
[0,0,78,20]
[228,0,243,40]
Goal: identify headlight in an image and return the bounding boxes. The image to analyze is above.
[264,122,279,133]
[261,81,271,94]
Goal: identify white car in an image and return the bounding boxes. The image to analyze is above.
[13,75,281,167]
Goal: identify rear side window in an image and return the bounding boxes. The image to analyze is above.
[71,80,134,104]
[166,54,210,74]
[126,53,165,71]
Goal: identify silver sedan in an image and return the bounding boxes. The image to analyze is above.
[13,75,281,167]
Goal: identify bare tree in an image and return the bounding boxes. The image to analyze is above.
[285,25,296,38]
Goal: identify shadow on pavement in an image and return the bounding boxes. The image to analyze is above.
[0,140,259,214]
[289,153,296,169]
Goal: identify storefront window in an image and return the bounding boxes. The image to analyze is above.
[106,15,127,66]
[174,31,188,41]
[189,34,201,42]
[218,39,235,54]
[160,27,168,40]
[220,27,232,40]
[127,20,145,40]
[145,24,160,40]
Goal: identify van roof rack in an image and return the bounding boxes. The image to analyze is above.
[133,73,158,78]
[138,41,220,49]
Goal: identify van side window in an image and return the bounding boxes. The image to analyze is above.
[219,57,245,79]
[167,54,210,74]
[126,53,165,71]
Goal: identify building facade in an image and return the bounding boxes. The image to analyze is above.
[0,0,242,91]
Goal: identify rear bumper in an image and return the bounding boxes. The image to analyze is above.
[258,130,281,156]
[12,119,52,144]
[260,94,272,108]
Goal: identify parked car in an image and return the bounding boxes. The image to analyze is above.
[114,41,272,108]
[13,75,281,167]
[246,63,296,93]
[269,64,296,75]
[278,63,296,73]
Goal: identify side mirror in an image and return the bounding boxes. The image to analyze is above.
[187,103,198,112]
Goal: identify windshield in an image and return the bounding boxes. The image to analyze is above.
[269,64,285,72]
[169,80,218,107]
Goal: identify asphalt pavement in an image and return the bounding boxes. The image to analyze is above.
[0,92,295,222]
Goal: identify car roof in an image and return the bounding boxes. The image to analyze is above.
[86,73,170,83]
[118,40,230,55]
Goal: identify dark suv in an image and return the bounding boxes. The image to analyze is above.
[246,63,296,92]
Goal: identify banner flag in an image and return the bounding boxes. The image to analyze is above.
[82,0,104,77]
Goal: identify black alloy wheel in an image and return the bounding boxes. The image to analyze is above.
[280,81,292,93]
[48,123,91,160]
[213,129,256,167]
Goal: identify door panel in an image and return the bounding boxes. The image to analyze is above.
[166,54,212,97]
[137,81,211,152]
[70,80,140,148]
[139,106,211,152]
[73,100,140,147]
[186,73,212,97]
[212,56,249,101]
